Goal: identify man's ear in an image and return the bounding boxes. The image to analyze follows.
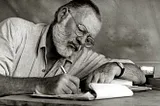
[57,7,69,23]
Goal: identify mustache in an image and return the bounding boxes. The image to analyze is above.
[68,41,83,51]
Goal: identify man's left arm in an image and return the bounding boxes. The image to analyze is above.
[85,62,146,85]
[76,48,146,86]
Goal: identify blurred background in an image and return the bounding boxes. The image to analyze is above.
[0,0,160,77]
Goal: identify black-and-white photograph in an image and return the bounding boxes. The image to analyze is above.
[0,0,159,105]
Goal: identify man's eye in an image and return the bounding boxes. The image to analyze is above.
[78,27,84,32]
[86,36,94,44]
[78,24,86,32]
[86,38,91,43]
[77,28,86,36]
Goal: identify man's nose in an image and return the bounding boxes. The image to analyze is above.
[76,36,87,45]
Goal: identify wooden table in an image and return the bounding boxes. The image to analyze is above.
[0,90,159,106]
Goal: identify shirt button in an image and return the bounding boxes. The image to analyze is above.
[42,69,46,72]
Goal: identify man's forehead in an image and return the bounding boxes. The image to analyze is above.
[82,13,101,36]
[75,7,102,36]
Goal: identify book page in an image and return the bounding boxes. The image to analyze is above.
[89,83,133,99]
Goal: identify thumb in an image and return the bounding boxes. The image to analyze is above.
[104,74,115,83]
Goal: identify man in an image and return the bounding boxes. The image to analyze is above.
[0,0,146,96]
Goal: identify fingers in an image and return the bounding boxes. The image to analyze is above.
[86,72,115,84]
[98,73,105,83]
[66,81,79,94]
[103,75,114,83]
[91,73,100,83]
[86,74,93,84]
[68,75,80,88]
[41,74,80,95]
[60,74,80,94]
[85,62,120,84]
[86,73,102,83]
[62,85,72,94]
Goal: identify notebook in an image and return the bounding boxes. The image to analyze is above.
[31,79,134,100]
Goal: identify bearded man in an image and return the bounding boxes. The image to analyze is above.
[0,0,146,96]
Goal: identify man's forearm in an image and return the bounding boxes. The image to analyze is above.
[0,74,43,96]
[121,63,146,84]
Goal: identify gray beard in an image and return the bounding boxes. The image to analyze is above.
[52,24,73,57]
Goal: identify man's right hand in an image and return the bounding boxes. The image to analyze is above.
[36,74,80,95]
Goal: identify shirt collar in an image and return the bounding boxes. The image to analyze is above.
[39,24,50,49]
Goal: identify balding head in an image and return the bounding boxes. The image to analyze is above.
[53,0,101,23]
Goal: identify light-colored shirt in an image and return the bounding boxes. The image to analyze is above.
[0,17,133,79]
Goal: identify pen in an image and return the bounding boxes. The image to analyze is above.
[60,65,81,93]
[129,86,152,92]
[60,65,67,74]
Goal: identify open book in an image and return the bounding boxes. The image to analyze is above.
[31,79,136,100]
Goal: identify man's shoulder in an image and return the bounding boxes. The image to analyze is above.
[0,17,43,46]
[1,17,35,27]
[3,17,33,23]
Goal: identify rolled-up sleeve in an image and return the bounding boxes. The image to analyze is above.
[69,48,110,78]
[70,48,134,79]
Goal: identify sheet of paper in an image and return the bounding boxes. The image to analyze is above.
[32,92,95,100]
[89,83,133,99]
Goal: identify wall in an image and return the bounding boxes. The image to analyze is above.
[0,0,160,76]
[93,0,160,62]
